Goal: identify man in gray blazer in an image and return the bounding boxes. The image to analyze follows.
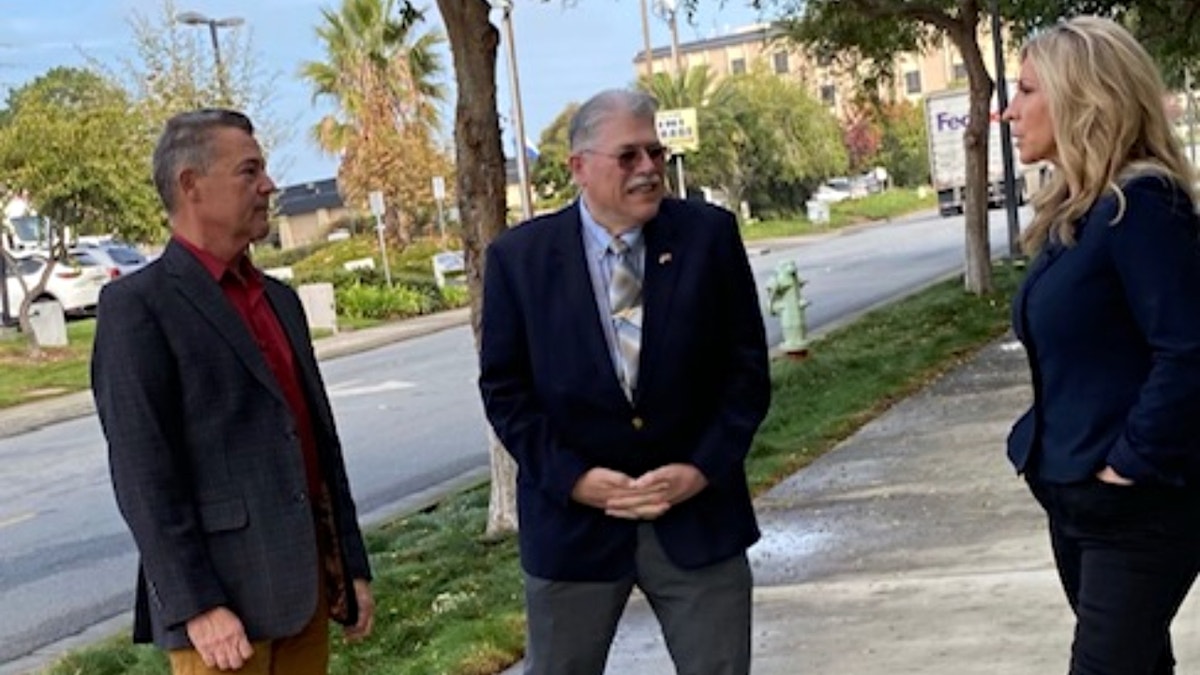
[92,109,373,674]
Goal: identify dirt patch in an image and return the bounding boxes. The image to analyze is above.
[0,348,79,366]
[21,387,70,398]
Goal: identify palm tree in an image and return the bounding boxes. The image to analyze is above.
[300,0,449,244]
[302,0,445,151]
[637,65,740,205]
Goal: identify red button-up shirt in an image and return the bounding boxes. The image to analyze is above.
[174,236,323,498]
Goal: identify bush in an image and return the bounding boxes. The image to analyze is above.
[253,240,331,269]
[336,282,439,321]
[440,284,470,308]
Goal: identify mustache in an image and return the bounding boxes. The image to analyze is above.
[627,175,661,190]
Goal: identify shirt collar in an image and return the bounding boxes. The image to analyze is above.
[578,197,643,259]
[173,234,258,285]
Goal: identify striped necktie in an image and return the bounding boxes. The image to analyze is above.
[608,237,642,401]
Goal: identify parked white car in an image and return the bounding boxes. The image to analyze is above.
[813,183,851,204]
[3,251,109,316]
[73,239,149,280]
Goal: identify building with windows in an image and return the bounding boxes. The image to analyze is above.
[274,178,352,249]
[631,22,1019,118]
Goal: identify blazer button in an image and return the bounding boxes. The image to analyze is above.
[294,491,308,505]
[631,416,644,430]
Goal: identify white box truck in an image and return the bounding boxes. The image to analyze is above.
[925,86,1036,217]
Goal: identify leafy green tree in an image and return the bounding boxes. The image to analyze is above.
[0,67,161,349]
[302,0,451,246]
[0,67,161,242]
[1008,0,1200,82]
[725,67,848,216]
[875,101,929,188]
[637,66,741,201]
[773,0,999,293]
[529,103,578,205]
[110,0,291,168]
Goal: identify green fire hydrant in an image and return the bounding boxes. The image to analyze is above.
[767,260,810,357]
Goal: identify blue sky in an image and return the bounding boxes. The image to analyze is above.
[0,0,766,186]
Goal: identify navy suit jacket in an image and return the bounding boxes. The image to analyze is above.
[92,240,371,648]
[479,199,771,580]
[1008,175,1200,486]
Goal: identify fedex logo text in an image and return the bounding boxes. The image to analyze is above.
[935,110,1002,132]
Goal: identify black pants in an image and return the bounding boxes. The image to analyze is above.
[1030,480,1200,675]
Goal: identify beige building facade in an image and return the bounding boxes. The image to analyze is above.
[632,22,1020,118]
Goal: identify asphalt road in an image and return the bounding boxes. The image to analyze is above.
[0,207,1019,672]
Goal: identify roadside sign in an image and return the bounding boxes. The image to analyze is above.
[432,176,446,200]
[368,190,385,217]
[655,108,699,153]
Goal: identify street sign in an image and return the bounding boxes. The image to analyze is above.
[432,176,446,200]
[368,190,385,217]
[655,108,699,153]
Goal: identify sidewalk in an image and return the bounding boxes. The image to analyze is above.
[0,307,471,440]
[504,336,1200,674]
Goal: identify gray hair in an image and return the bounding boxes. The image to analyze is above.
[568,89,659,152]
[152,109,255,214]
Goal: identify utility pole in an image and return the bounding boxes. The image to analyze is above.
[664,0,682,75]
[498,0,533,221]
[990,0,1021,257]
[639,0,654,78]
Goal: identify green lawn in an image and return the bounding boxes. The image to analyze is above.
[45,261,1024,675]
[0,319,96,408]
[740,187,936,241]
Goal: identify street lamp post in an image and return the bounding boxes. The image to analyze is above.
[176,10,244,102]
[639,0,654,78]
[656,0,682,76]
[990,0,1022,258]
[496,0,533,221]
[654,0,687,198]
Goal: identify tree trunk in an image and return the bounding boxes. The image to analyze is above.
[436,0,518,538]
[954,27,996,295]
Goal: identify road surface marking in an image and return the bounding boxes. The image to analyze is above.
[327,380,417,398]
[0,511,36,530]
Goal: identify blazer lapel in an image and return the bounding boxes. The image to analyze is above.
[637,204,680,402]
[162,241,288,407]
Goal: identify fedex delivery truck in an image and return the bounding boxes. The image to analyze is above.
[924,86,1038,217]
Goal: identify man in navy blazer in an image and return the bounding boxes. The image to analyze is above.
[93,109,373,674]
[479,89,770,675]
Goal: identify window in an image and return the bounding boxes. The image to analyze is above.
[904,70,922,95]
[773,52,789,74]
[952,62,968,81]
[820,84,837,106]
[730,57,746,75]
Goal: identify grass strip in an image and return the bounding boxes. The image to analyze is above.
[740,188,935,241]
[0,319,96,409]
[45,261,1022,675]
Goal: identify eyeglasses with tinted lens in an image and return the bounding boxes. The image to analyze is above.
[583,144,670,170]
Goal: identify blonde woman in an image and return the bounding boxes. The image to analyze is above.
[1004,16,1200,674]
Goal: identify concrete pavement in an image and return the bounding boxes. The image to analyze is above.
[505,336,1200,674]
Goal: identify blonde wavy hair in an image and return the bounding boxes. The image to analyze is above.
[1020,15,1196,254]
